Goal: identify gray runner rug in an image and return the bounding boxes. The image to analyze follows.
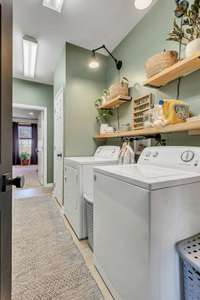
[12,196,103,300]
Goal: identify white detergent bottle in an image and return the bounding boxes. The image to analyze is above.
[153,99,167,127]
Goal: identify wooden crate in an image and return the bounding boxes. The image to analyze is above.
[133,94,153,130]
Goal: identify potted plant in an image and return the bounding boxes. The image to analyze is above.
[167,0,200,58]
[95,98,113,134]
[20,152,31,166]
[101,89,110,104]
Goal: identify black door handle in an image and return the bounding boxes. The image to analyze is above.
[1,175,25,192]
[57,153,63,158]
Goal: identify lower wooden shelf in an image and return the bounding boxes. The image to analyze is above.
[94,121,200,139]
[99,96,132,109]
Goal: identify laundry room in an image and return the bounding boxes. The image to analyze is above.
[7,0,200,300]
[53,1,200,300]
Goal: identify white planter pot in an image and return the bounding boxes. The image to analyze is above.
[185,38,200,58]
[100,123,109,134]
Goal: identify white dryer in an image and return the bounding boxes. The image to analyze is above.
[93,146,200,300]
[64,146,120,239]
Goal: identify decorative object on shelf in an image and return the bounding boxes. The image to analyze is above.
[134,0,152,10]
[143,109,155,128]
[95,98,113,126]
[185,38,200,57]
[133,94,153,130]
[145,50,178,78]
[94,120,200,139]
[101,89,110,104]
[119,123,131,131]
[20,152,31,166]
[162,99,189,125]
[167,0,200,58]
[144,51,200,87]
[109,77,129,100]
[99,124,114,135]
[144,99,190,128]
[89,44,122,70]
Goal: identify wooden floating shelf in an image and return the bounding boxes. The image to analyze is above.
[94,120,200,139]
[144,51,200,88]
[99,95,132,109]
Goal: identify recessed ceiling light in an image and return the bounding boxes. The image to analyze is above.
[135,0,152,10]
[42,0,64,13]
[23,35,38,79]
[29,112,34,116]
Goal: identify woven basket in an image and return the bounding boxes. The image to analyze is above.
[109,82,128,100]
[145,50,178,78]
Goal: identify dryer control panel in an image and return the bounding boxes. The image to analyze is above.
[138,146,200,172]
[94,146,120,160]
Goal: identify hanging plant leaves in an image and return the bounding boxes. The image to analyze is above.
[174,0,189,17]
[168,0,200,45]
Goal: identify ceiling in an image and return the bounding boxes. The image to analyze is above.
[13,107,40,120]
[13,0,157,85]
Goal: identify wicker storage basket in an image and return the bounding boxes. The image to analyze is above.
[109,82,128,100]
[145,50,178,78]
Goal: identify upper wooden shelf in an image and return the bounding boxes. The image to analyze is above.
[99,95,132,109]
[94,120,200,139]
[144,51,200,88]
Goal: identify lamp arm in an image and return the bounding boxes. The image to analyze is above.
[93,45,118,63]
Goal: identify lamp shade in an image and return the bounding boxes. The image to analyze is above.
[89,54,100,69]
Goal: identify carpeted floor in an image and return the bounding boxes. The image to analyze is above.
[12,195,103,300]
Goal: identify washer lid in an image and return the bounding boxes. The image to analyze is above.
[94,164,200,190]
[64,156,119,168]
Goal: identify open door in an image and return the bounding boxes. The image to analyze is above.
[54,88,64,206]
[0,1,12,299]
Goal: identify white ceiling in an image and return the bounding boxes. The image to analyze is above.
[13,107,40,120]
[13,0,157,85]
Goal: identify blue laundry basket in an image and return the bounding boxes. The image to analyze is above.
[176,233,200,300]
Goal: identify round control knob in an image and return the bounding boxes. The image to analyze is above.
[181,151,195,162]
[146,151,151,158]
[153,152,159,158]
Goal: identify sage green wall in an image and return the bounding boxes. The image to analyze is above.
[107,0,200,146]
[65,43,107,156]
[13,78,54,183]
[54,43,107,157]
[54,47,66,97]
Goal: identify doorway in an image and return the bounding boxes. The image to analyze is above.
[12,103,48,188]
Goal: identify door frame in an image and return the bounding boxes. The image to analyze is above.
[53,86,64,207]
[12,103,48,186]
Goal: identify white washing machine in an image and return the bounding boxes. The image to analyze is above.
[64,146,120,239]
[93,146,200,300]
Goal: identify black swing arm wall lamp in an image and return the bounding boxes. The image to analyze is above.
[89,44,123,70]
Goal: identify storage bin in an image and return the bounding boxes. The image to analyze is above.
[85,195,94,251]
[109,82,128,100]
[145,50,178,78]
[176,233,200,300]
